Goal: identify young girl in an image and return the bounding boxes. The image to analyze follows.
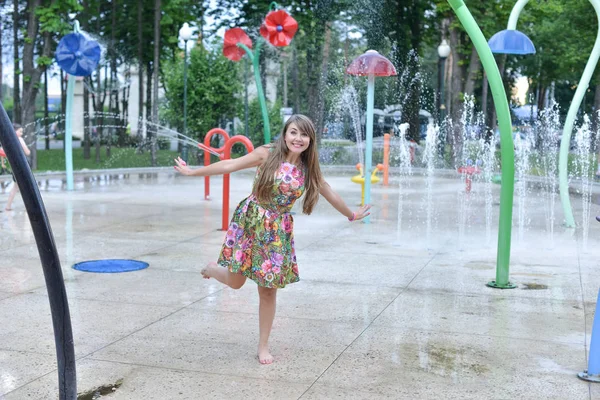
[5,124,31,211]
[174,114,370,364]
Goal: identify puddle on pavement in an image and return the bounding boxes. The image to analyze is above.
[522,283,549,290]
[77,379,123,400]
[419,344,489,376]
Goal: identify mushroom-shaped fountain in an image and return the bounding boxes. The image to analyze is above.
[346,50,397,222]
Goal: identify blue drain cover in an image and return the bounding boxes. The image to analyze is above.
[73,259,149,273]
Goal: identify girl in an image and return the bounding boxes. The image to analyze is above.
[174,114,370,364]
[5,124,31,211]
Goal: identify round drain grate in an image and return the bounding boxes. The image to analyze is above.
[73,259,149,273]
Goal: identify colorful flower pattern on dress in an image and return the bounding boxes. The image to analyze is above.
[217,161,305,288]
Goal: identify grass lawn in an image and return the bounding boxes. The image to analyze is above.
[35,146,181,172]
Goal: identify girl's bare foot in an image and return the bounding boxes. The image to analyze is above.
[257,344,274,365]
[200,262,217,279]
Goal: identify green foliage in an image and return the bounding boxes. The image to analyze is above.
[240,98,283,148]
[161,42,241,142]
[35,147,179,171]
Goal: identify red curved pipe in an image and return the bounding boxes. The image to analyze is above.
[222,135,254,230]
[203,128,230,200]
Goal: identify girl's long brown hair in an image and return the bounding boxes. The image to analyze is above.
[253,114,323,214]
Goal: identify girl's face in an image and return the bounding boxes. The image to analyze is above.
[15,128,23,137]
[284,122,310,155]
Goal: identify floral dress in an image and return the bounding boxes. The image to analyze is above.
[217,161,305,288]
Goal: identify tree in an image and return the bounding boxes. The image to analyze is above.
[161,41,241,142]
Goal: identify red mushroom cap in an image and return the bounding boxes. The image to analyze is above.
[346,50,397,77]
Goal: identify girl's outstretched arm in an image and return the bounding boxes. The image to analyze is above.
[19,137,31,156]
[174,145,270,177]
[319,180,371,221]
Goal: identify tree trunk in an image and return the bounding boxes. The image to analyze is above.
[315,23,332,145]
[13,0,21,123]
[482,72,492,142]
[60,69,66,135]
[137,0,144,140]
[592,82,600,152]
[448,20,465,166]
[0,18,3,102]
[306,32,323,130]
[82,0,91,159]
[146,61,152,137]
[464,46,480,96]
[489,54,507,132]
[537,85,547,113]
[83,81,91,158]
[292,44,299,113]
[44,68,49,150]
[106,0,118,158]
[21,0,50,170]
[151,0,160,166]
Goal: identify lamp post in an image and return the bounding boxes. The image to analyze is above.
[179,22,193,162]
[437,39,451,125]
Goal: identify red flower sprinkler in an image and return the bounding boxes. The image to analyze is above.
[457,159,482,193]
[223,2,298,144]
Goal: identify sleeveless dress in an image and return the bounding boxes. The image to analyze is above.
[217,160,305,288]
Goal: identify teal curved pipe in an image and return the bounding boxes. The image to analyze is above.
[448,0,517,289]
[507,0,600,228]
[238,42,271,144]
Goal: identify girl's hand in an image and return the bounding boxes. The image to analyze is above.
[174,157,193,176]
[351,204,371,221]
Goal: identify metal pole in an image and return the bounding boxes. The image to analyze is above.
[439,57,447,123]
[447,0,517,289]
[182,40,189,162]
[244,57,249,137]
[439,56,447,157]
[0,102,77,399]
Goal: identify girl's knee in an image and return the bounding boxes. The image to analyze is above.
[227,273,246,289]
[258,286,277,298]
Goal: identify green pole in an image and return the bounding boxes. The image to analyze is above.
[507,0,529,30]
[448,0,517,289]
[238,42,271,144]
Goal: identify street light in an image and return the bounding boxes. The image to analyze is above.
[437,39,451,157]
[437,39,451,125]
[179,22,193,162]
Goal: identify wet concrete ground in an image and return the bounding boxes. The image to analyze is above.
[0,167,599,399]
